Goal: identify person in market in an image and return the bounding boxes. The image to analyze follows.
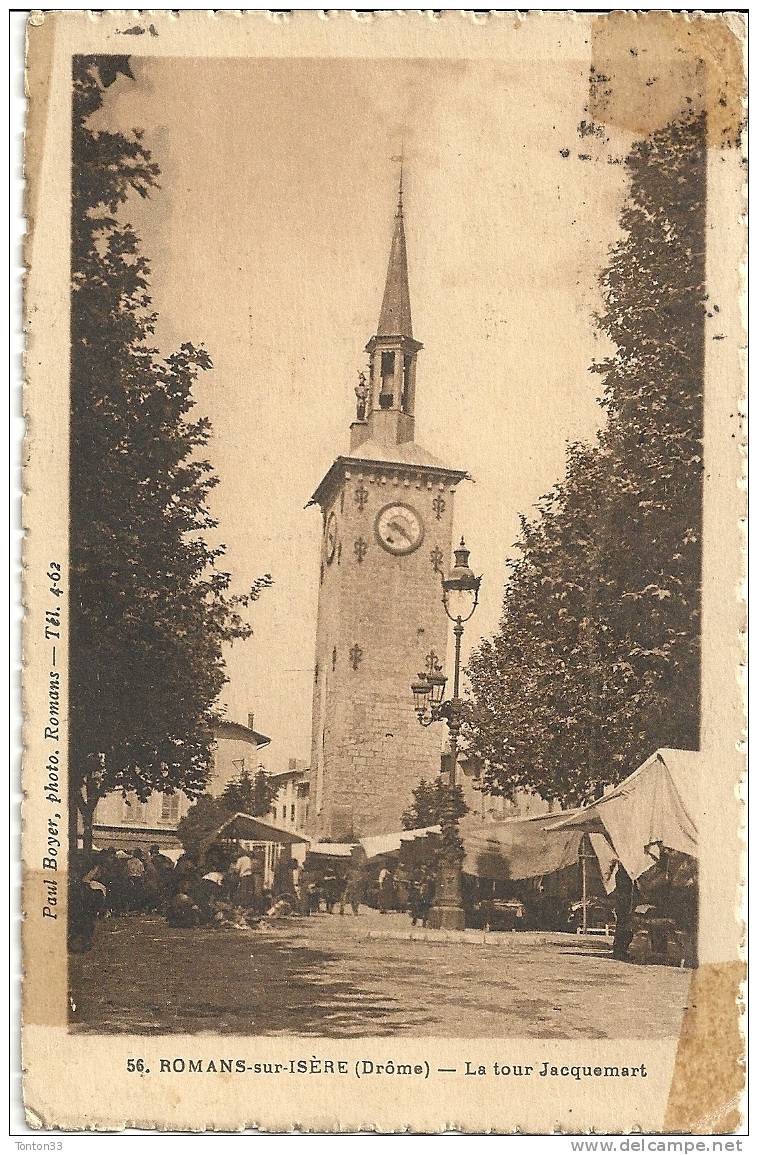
[378,865,395,915]
[172,850,197,896]
[297,862,312,915]
[191,869,227,922]
[406,870,420,926]
[250,848,266,914]
[322,865,340,914]
[393,863,412,913]
[229,847,255,910]
[612,863,635,961]
[149,844,175,903]
[165,884,203,928]
[98,847,127,917]
[286,856,307,915]
[124,848,147,912]
[141,849,162,911]
[68,851,106,952]
[416,866,435,927]
[303,864,323,914]
[339,861,363,916]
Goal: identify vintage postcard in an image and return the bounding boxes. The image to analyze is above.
[21,9,746,1135]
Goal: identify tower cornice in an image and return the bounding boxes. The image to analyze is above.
[365,333,423,355]
[308,455,471,511]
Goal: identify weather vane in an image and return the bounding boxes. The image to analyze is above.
[390,141,405,212]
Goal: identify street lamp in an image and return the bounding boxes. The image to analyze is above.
[410,538,482,930]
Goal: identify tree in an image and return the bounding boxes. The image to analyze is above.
[401,778,468,831]
[221,767,279,817]
[465,111,705,806]
[70,57,272,851]
[176,768,279,859]
[175,795,229,861]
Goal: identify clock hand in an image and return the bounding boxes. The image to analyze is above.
[387,518,413,544]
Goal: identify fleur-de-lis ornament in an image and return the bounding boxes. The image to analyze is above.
[354,537,368,564]
[349,643,363,671]
[355,484,369,512]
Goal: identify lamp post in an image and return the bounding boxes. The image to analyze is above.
[410,538,482,930]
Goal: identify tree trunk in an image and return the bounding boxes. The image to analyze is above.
[80,800,96,855]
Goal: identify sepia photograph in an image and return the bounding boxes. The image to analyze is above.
[21,10,744,1134]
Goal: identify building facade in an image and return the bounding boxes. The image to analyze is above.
[307,181,469,841]
[91,716,271,851]
[265,759,310,831]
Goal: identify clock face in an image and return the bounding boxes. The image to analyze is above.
[375,502,424,556]
[325,511,338,563]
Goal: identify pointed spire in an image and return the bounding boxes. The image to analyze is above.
[376,167,414,339]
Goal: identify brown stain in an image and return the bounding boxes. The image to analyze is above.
[664,962,746,1133]
[590,12,745,147]
[23,16,57,277]
[22,869,69,1029]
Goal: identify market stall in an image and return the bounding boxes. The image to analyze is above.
[200,812,309,888]
[545,748,700,881]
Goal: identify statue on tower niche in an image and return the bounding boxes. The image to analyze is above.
[354,370,369,422]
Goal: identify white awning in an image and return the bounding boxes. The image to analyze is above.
[360,825,440,860]
[546,748,700,880]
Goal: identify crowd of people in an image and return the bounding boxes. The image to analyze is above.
[296,861,435,925]
[69,841,439,952]
[69,837,696,970]
[69,842,277,950]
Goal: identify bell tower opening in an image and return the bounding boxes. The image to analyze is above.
[402,352,416,415]
[379,351,395,409]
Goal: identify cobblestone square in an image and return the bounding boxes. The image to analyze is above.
[70,909,693,1039]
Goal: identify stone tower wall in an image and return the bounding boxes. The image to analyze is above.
[309,461,461,839]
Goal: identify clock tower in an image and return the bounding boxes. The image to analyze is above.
[307,178,468,840]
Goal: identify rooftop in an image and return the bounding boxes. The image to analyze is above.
[214,718,271,750]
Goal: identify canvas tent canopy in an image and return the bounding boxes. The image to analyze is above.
[195,750,699,887]
[306,843,354,858]
[200,812,309,857]
[456,747,700,887]
[359,826,440,860]
[546,748,700,881]
[459,811,585,881]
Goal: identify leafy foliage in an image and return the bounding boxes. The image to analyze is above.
[70,57,272,846]
[401,777,468,831]
[221,767,279,817]
[175,794,229,860]
[176,768,280,858]
[465,112,705,806]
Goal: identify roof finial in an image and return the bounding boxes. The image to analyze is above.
[391,142,405,218]
[378,147,414,339]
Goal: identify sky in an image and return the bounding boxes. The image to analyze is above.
[93,53,628,770]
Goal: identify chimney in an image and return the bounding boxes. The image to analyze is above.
[247,712,255,732]
[289,757,297,771]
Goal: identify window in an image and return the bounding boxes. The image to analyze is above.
[272,806,277,822]
[402,354,414,412]
[291,804,295,823]
[379,351,395,406]
[122,793,147,824]
[160,793,180,824]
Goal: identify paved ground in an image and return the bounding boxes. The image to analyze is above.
[69,908,693,1039]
